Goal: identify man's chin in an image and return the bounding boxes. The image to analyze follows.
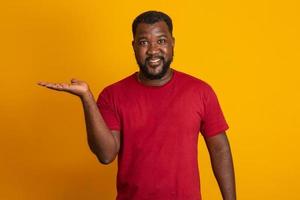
[138,59,171,80]
[146,64,163,74]
[144,67,169,80]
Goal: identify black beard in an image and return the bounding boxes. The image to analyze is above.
[137,56,173,80]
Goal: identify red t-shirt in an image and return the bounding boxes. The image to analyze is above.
[97,69,229,200]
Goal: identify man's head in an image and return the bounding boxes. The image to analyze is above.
[132,11,175,80]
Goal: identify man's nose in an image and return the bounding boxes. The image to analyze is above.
[146,43,160,55]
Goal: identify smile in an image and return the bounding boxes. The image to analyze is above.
[147,57,163,66]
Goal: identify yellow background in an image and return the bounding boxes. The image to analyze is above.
[1,0,299,199]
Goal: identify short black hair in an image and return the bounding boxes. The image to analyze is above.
[132,11,173,37]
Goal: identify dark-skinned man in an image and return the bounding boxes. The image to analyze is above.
[38,10,236,200]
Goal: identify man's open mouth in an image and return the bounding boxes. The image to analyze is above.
[146,57,163,66]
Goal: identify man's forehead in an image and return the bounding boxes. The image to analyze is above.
[135,21,171,37]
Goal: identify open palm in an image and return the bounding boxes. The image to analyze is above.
[37,79,90,97]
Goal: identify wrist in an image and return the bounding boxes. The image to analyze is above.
[80,90,93,100]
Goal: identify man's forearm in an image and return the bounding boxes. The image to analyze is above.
[80,91,118,164]
[210,145,236,199]
[205,134,236,200]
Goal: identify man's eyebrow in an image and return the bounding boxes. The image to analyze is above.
[157,34,167,38]
[136,36,148,40]
[136,34,168,40]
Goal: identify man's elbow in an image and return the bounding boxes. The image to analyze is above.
[99,158,113,165]
[88,144,118,165]
[95,153,117,165]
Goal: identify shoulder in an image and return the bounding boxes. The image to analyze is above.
[101,73,137,94]
[97,73,136,104]
[174,69,214,93]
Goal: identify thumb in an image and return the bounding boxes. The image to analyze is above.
[71,78,80,83]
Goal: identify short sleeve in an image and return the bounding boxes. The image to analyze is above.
[200,85,229,137]
[96,88,121,131]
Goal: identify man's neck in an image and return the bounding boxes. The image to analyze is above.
[137,68,173,87]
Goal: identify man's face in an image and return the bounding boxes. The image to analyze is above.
[132,21,175,80]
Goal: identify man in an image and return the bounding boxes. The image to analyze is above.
[38,11,236,200]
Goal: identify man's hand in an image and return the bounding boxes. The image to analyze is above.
[37,79,90,98]
[37,78,120,164]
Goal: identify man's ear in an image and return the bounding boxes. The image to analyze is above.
[172,37,175,47]
[132,40,135,47]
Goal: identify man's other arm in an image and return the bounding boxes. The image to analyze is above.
[204,132,236,200]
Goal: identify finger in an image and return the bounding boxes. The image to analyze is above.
[37,81,48,86]
[37,81,57,88]
[37,81,72,93]
[60,83,70,88]
[71,78,80,83]
[41,82,64,91]
[58,83,73,91]
[54,83,72,90]
[45,82,59,89]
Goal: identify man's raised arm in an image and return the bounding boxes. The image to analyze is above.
[37,79,120,164]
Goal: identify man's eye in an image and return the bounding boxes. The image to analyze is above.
[138,41,148,46]
[158,39,166,44]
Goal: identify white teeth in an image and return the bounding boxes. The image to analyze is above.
[149,58,160,63]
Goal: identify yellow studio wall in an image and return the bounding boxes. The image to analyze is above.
[1,0,299,199]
